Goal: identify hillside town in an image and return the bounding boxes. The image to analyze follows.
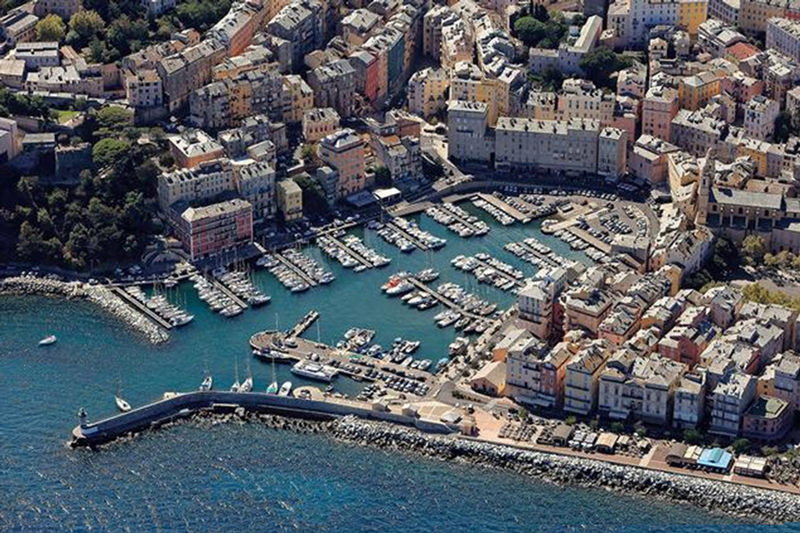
[7,0,800,499]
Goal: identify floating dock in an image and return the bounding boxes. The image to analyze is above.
[406,277,484,321]
[321,235,374,268]
[385,220,430,251]
[474,193,531,223]
[205,275,249,309]
[286,310,319,338]
[470,257,523,288]
[274,254,319,287]
[111,287,173,330]
[513,241,560,268]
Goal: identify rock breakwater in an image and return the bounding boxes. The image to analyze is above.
[330,416,800,523]
[1,275,169,344]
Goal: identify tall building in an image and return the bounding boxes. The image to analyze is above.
[178,199,253,261]
[317,129,366,198]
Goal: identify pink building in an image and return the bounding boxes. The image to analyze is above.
[642,86,679,142]
[178,199,253,261]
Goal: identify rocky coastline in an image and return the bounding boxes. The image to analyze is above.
[0,275,169,344]
[126,409,800,523]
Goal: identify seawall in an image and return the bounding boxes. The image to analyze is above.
[328,417,800,524]
[0,275,169,344]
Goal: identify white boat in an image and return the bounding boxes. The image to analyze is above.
[278,381,293,396]
[38,335,57,346]
[199,375,213,391]
[239,375,253,393]
[115,396,131,412]
[230,380,241,393]
[291,360,338,382]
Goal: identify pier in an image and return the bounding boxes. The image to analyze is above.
[474,193,531,223]
[111,287,173,330]
[406,277,484,321]
[470,257,524,288]
[205,274,249,309]
[513,241,560,268]
[386,220,430,251]
[566,226,613,254]
[287,310,320,338]
[274,254,319,287]
[440,204,484,233]
[320,235,374,268]
[70,389,452,448]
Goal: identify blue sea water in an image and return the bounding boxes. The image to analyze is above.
[0,209,784,530]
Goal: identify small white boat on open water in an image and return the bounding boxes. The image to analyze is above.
[115,396,131,412]
[39,335,57,346]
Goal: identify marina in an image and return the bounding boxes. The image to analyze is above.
[111,286,174,330]
[451,253,525,291]
[317,231,391,271]
[505,237,565,269]
[122,285,194,327]
[472,196,517,225]
[381,217,446,252]
[424,203,491,238]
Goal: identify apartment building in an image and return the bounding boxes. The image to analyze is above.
[709,370,757,436]
[307,59,356,118]
[14,42,59,69]
[407,67,449,119]
[266,0,324,72]
[341,9,381,47]
[630,135,681,184]
[740,0,786,33]
[557,79,615,126]
[177,198,253,262]
[277,179,303,222]
[450,61,504,126]
[564,340,614,415]
[167,129,224,169]
[447,100,494,163]
[205,1,260,57]
[0,9,38,45]
[708,0,741,24]
[302,107,340,142]
[158,159,234,211]
[598,351,685,424]
[232,159,276,224]
[372,134,422,182]
[670,109,728,157]
[744,95,780,140]
[505,341,574,408]
[125,70,163,108]
[317,129,366,198]
[679,71,721,111]
[157,38,226,112]
[643,86,681,142]
[34,0,82,19]
[673,370,707,427]
[760,351,800,411]
[766,17,800,62]
[282,74,314,123]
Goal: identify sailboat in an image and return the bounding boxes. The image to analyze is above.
[267,313,280,393]
[240,371,253,393]
[38,335,57,346]
[230,360,241,392]
[199,374,213,391]
[115,383,131,412]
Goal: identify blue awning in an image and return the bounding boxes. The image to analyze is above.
[697,448,733,470]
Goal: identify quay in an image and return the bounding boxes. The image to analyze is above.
[541,204,605,233]
[566,226,613,254]
[110,287,173,330]
[474,193,531,223]
[69,389,454,448]
[286,310,320,338]
[274,253,319,287]
[385,220,430,251]
[250,332,437,386]
[406,277,484,321]
[205,274,249,309]
[320,234,374,268]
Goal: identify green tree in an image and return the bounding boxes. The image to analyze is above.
[611,421,625,434]
[92,138,131,168]
[373,166,392,188]
[579,48,632,89]
[683,428,703,445]
[741,234,766,265]
[68,9,104,47]
[514,16,548,47]
[94,106,133,138]
[773,111,800,144]
[541,65,564,90]
[294,174,329,216]
[16,221,46,260]
[565,415,577,425]
[732,438,750,455]
[36,14,66,41]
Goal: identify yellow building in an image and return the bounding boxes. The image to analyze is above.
[677,0,708,37]
[277,179,303,222]
[678,71,720,111]
[449,61,505,126]
[282,75,315,124]
[736,138,771,177]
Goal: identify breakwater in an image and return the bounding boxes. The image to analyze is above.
[0,275,169,344]
[329,417,799,524]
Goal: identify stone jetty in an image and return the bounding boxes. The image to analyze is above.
[329,417,800,524]
[0,275,169,344]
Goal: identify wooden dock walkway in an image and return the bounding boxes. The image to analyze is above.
[206,275,249,309]
[566,226,613,254]
[287,310,320,338]
[406,277,483,320]
[515,241,560,268]
[274,254,318,287]
[471,257,524,287]
[475,193,531,223]
[386,220,430,251]
[322,235,374,268]
[111,287,173,330]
